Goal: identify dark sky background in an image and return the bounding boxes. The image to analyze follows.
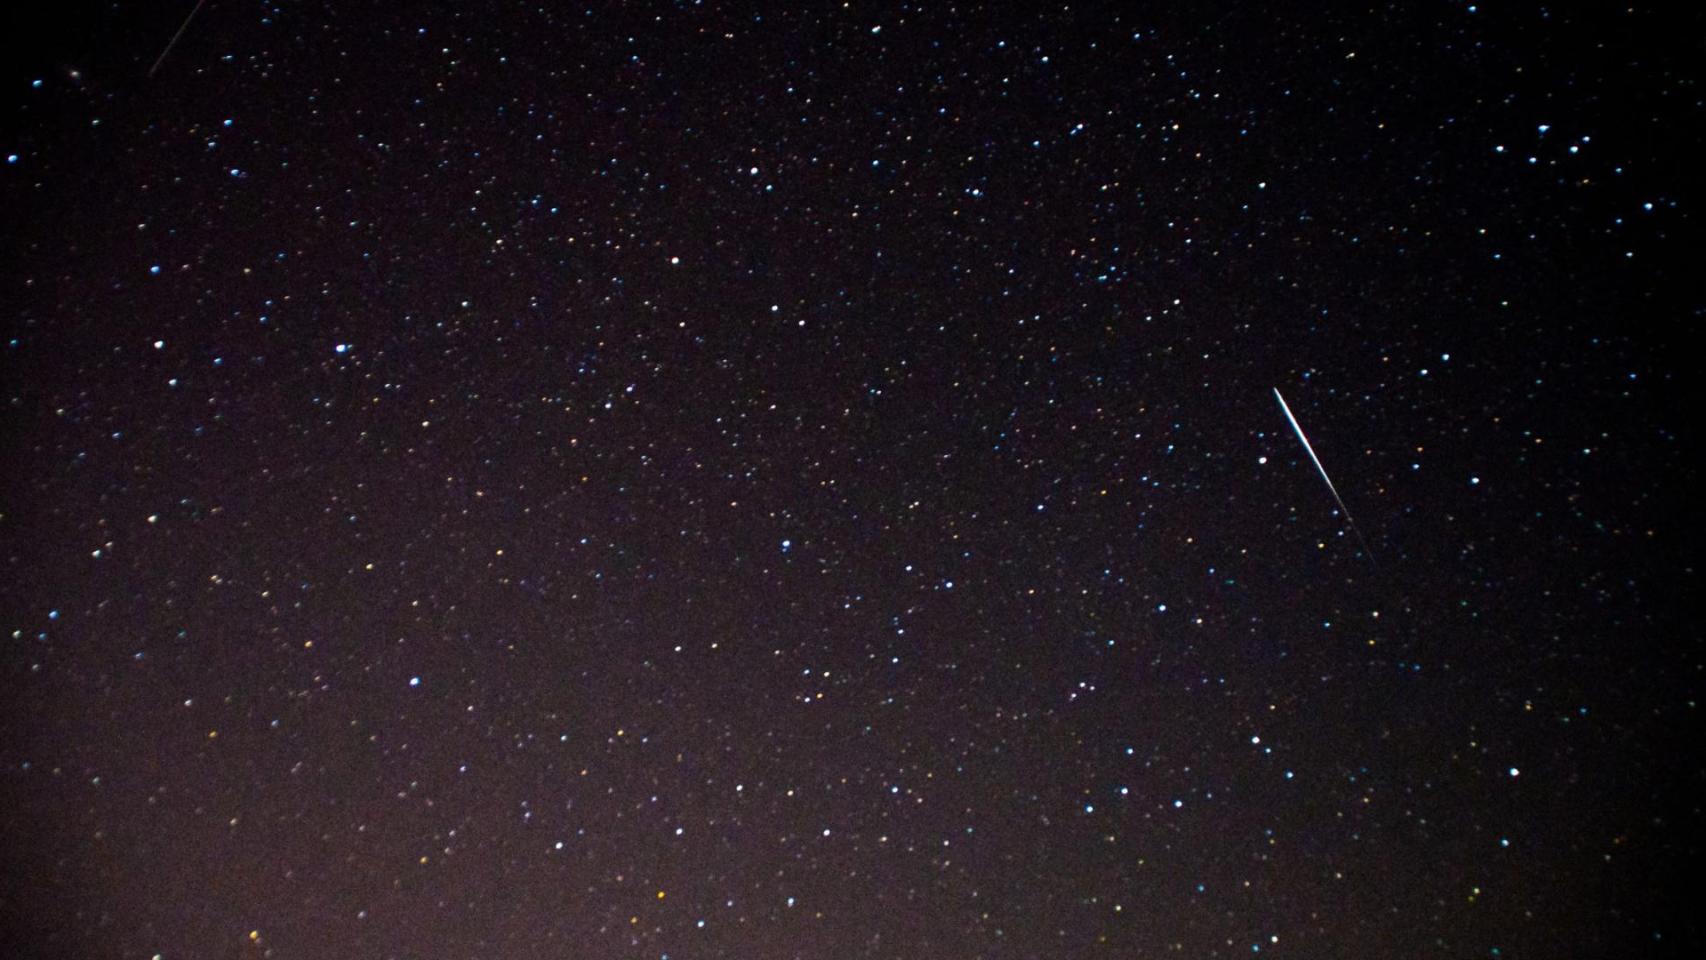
[1,2,1700,958]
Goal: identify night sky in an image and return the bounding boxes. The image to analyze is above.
[2,3,1701,958]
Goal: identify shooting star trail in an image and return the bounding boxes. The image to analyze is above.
[1273,387,1374,560]
[149,0,211,79]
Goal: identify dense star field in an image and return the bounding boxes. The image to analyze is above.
[1,3,1700,957]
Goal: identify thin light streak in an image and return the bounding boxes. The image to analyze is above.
[1274,388,1374,560]
[149,0,211,79]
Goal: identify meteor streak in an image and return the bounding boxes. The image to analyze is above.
[149,0,211,79]
[1273,388,1374,560]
